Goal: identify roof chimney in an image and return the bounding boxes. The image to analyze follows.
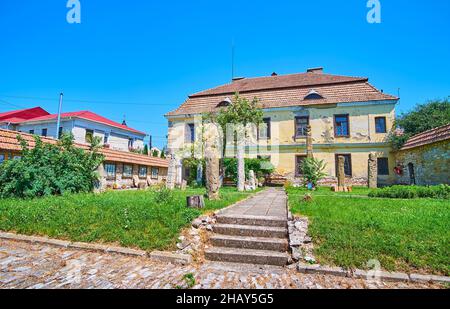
[232,77,245,82]
[271,72,278,76]
[307,67,324,74]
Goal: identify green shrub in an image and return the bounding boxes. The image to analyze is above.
[369,185,450,199]
[302,157,327,187]
[223,158,274,182]
[152,187,175,204]
[0,133,104,199]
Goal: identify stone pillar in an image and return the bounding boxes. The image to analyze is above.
[337,155,346,188]
[175,160,183,187]
[196,163,203,186]
[248,170,256,191]
[166,153,177,190]
[205,123,220,200]
[368,153,378,189]
[306,125,313,159]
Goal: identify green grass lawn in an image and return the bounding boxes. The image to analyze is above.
[287,187,450,275]
[0,187,255,251]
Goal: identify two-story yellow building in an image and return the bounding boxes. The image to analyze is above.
[166,68,399,186]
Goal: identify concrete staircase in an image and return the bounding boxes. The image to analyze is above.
[205,214,290,266]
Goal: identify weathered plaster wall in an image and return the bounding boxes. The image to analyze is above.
[166,103,396,185]
[394,141,450,186]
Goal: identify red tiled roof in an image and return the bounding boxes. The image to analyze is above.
[0,107,50,123]
[191,72,368,97]
[400,124,450,151]
[166,71,398,116]
[20,110,146,135]
[0,129,168,168]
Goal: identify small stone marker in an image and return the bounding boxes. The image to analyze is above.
[247,170,256,191]
[180,180,187,191]
[186,195,205,209]
[196,163,203,185]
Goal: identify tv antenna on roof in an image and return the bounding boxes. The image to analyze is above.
[231,39,235,81]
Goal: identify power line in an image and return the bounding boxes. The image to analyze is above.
[0,94,175,107]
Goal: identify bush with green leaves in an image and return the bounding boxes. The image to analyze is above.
[302,157,327,187]
[389,98,450,150]
[182,157,206,186]
[0,133,104,199]
[223,158,274,182]
[369,185,450,199]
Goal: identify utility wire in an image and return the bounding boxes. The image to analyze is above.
[0,94,175,107]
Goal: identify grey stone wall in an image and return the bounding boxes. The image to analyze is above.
[394,141,450,186]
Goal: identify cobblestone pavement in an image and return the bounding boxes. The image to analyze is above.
[220,187,287,218]
[0,239,440,289]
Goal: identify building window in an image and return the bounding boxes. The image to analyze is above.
[85,129,94,143]
[295,116,309,138]
[151,167,159,179]
[186,123,195,143]
[13,155,21,160]
[335,154,352,177]
[377,158,389,176]
[128,138,134,149]
[123,164,133,178]
[29,130,34,135]
[41,128,48,137]
[104,133,109,145]
[258,118,271,140]
[139,166,147,178]
[104,163,116,179]
[334,114,350,137]
[0,154,5,164]
[375,117,387,133]
[295,155,307,177]
[58,127,63,139]
[257,155,271,160]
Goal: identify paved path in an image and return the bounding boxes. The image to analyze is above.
[220,188,287,218]
[0,239,438,289]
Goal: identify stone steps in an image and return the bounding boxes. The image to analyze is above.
[204,247,290,266]
[213,223,287,239]
[216,214,287,228]
[210,235,288,252]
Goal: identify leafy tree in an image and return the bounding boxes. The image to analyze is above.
[223,158,274,183]
[0,133,104,199]
[302,157,327,187]
[160,151,166,159]
[389,98,450,150]
[143,144,149,155]
[215,94,264,191]
[152,149,159,157]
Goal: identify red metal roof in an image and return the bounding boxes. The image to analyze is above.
[0,107,49,123]
[20,110,146,135]
[400,124,450,151]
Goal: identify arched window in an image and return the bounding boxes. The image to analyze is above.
[217,97,232,107]
[304,89,324,100]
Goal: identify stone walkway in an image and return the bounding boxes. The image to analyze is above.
[0,239,439,289]
[220,188,287,218]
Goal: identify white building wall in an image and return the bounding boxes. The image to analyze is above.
[16,118,146,152]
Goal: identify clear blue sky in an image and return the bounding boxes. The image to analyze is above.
[1,0,449,148]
